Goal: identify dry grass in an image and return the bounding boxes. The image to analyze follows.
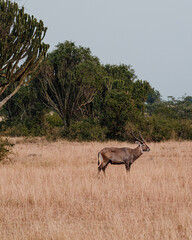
[0,138,192,240]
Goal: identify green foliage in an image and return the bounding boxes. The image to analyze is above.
[67,119,107,141]
[131,80,150,114]
[144,115,178,141]
[0,32,191,142]
[146,87,161,104]
[0,0,49,108]
[101,89,134,139]
[45,112,63,127]
[145,95,192,141]
[178,119,192,139]
[0,120,45,137]
[0,79,48,136]
[0,137,13,161]
[103,64,136,86]
[92,64,151,140]
[39,41,103,129]
[146,95,192,120]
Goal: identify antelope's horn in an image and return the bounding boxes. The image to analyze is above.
[131,131,142,143]
[139,131,145,143]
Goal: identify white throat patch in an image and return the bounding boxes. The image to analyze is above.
[140,145,144,154]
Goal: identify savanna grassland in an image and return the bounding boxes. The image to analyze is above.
[0,139,191,240]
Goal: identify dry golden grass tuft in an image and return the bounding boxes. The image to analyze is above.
[0,139,192,239]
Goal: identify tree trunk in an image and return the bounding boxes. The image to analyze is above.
[0,82,23,109]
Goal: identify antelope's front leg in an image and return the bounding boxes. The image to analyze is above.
[125,162,131,172]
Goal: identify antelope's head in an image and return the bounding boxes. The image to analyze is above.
[132,131,150,152]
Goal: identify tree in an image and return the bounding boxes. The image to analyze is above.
[0,0,49,109]
[39,41,103,129]
[104,64,137,86]
[102,89,135,139]
[93,64,137,117]
[0,79,48,136]
[131,80,151,114]
[146,87,161,104]
[93,64,151,139]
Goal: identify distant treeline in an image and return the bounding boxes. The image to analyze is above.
[1,41,192,142]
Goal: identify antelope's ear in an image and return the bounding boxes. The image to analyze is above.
[135,141,141,145]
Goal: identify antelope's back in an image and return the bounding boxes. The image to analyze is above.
[100,147,131,162]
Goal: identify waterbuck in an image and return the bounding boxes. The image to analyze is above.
[98,132,150,175]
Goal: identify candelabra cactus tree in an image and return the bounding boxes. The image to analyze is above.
[0,0,49,108]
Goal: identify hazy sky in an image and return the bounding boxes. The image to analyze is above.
[16,0,192,99]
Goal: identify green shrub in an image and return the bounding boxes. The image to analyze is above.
[0,121,45,137]
[136,115,192,142]
[176,119,192,140]
[68,119,107,141]
[45,112,63,127]
[0,138,13,161]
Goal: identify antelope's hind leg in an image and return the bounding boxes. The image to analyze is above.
[98,161,109,175]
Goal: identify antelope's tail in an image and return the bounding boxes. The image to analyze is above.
[98,152,103,166]
[98,152,100,166]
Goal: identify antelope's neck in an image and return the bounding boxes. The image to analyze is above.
[133,146,143,161]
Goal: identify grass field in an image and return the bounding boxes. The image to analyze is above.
[0,138,191,240]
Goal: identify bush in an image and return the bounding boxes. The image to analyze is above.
[67,119,107,141]
[45,112,63,127]
[136,115,192,142]
[0,138,13,161]
[0,121,45,137]
[176,119,192,140]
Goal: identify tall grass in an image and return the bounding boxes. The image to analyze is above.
[0,139,191,239]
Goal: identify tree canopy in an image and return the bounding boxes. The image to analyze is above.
[0,0,49,108]
[0,37,192,142]
[39,41,103,129]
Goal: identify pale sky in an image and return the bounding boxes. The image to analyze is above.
[16,0,192,99]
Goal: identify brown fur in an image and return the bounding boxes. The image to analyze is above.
[98,141,150,174]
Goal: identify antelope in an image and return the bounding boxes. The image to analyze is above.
[98,132,150,175]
